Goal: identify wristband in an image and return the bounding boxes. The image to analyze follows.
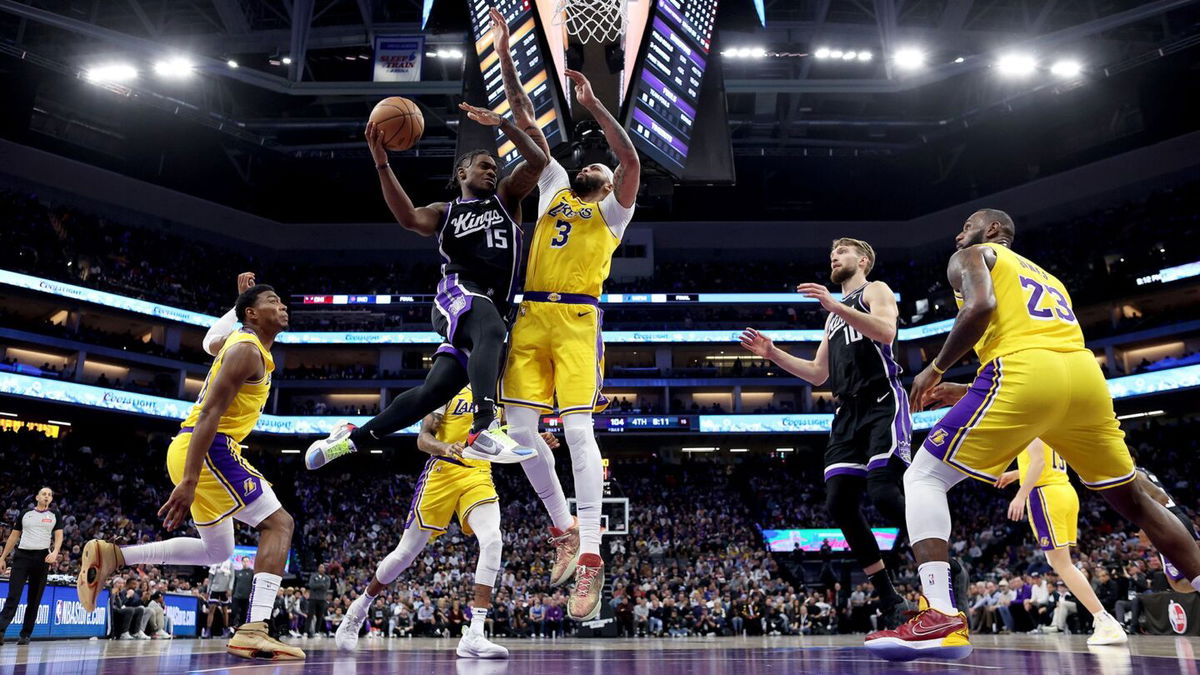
[931,361,946,375]
[376,162,389,171]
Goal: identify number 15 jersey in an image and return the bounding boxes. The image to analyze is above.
[955,242,1086,365]
[524,159,635,298]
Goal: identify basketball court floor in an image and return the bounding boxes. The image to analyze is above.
[0,635,1196,674]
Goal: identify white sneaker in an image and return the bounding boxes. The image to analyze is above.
[456,630,509,658]
[133,631,151,640]
[463,422,536,464]
[1087,612,1129,646]
[336,596,370,652]
[118,633,135,640]
[153,630,173,639]
[306,421,359,470]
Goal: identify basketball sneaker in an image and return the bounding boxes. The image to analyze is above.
[306,421,358,470]
[336,595,371,651]
[864,595,972,662]
[77,539,124,612]
[567,553,605,621]
[226,621,306,660]
[464,421,535,464]
[548,518,581,586]
[1088,611,1129,646]
[456,630,509,658]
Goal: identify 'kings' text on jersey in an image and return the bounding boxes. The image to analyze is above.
[437,197,521,304]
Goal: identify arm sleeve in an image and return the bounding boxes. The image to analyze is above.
[203,308,239,356]
[53,511,64,531]
[599,190,636,240]
[536,159,571,216]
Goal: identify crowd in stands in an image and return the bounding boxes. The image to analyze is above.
[1,411,1195,640]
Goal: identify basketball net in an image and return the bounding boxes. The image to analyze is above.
[552,0,628,44]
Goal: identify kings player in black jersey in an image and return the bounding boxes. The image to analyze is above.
[1133,459,1199,594]
[741,237,911,622]
[307,101,548,468]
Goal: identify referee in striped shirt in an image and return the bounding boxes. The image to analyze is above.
[0,487,63,645]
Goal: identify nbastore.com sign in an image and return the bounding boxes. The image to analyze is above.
[0,583,109,639]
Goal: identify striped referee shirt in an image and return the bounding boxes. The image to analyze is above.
[15,508,62,552]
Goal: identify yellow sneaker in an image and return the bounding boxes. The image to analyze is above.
[77,540,124,613]
[226,621,306,660]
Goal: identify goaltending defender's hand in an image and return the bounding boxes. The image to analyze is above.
[489,8,510,54]
[237,272,256,294]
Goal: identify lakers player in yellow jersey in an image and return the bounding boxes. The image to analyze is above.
[866,209,1200,661]
[334,386,561,659]
[77,282,304,661]
[487,8,640,621]
[991,439,1127,644]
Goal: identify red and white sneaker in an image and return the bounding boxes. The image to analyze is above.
[548,518,580,586]
[567,553,604,621]
[864,596,972,662]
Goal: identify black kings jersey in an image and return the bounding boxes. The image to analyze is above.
[437,196,522,303]
[825,283,904,399]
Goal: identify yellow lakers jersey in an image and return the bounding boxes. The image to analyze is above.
[435,387,491,472]
[525,188,621,298]
[954,243,1085,364]
[1017,441,1070,488]
[182,329,273,442]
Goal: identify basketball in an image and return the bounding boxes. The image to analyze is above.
[369,97,424,151]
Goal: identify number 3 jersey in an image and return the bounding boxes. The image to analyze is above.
[524,159,635,298]
[825,283,904,399]
[436,196,522,307]
[954,242,1086,365]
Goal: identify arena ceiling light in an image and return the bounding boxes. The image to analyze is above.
[153,56,195,79]
[1050,59,1083,78]
[857,51,872,62]
[682,447,717,453]
[47,419,72,426]
[226,59,239,69]
[0,412,17,417]
[775,447,794,453]
[1116,410,1165,420]
[893,48,926,71]
[814,47,831,59]
[83,63,138,84]
[281,56,293,65]
[729,448,749,453]
[281,449,301,454]
[996,53,1037,77]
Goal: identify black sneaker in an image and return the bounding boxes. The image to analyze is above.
[17,636,30,645]
[949,557,971,614]
[878,595,913,630]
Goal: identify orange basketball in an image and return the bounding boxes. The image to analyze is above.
[369,97,425,151]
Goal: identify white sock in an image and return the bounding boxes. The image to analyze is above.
[471,607,488,635]
[121,520,233,566]
[563,414,604,556]
[918,561,955,614]
[247,572,282,623]
[1192,575,1200,593]
[509,406,574,531]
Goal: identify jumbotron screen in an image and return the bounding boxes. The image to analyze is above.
[623,0,720,176]
[468,0,567,168]
[762,528,900,553]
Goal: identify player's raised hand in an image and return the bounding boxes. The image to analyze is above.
[364,121,389,166]
[796,283,840,313]
[995,470,1020,489]
[237,272,256,294]
[739,328,774,358]
[489,8,511,53]
[564,69,598,108]
[1006,493,1027,521]
[923,382,969,409]
[540,432,560,449]
[159,480,197,531]
[458,102,503,127]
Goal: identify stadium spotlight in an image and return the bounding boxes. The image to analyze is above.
[857,51,872,62]
[893,47,925,70]
[281,56,293,65]
[84,63,138,84]
[749,47,767,58]
[226,59,239,69]
[829,49,844,59]
[814,47,831,59]
[843,50,857,60]
[1050,59,1082,78]
[996,53,1037,77]
[954,56,965,63]
[153,56,195,79]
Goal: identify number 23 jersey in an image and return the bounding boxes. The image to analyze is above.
[954,242,1086,364]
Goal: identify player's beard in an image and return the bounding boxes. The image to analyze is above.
[830,266,855,285]
[572,173,604,195]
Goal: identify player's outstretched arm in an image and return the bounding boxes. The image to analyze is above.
[159,343,261,530]
[490,8,551,159]
[204,272,257,356]
[739,328,829,386]
[365,121,444,236]
[458,102,548,211]
[564,69,640,208]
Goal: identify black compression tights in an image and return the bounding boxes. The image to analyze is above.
[825,462,907,569]
[350,302,506,442]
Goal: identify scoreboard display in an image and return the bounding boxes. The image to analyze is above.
[467,0,568,168]
[623,0,720,176]
[543,415,693,433]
